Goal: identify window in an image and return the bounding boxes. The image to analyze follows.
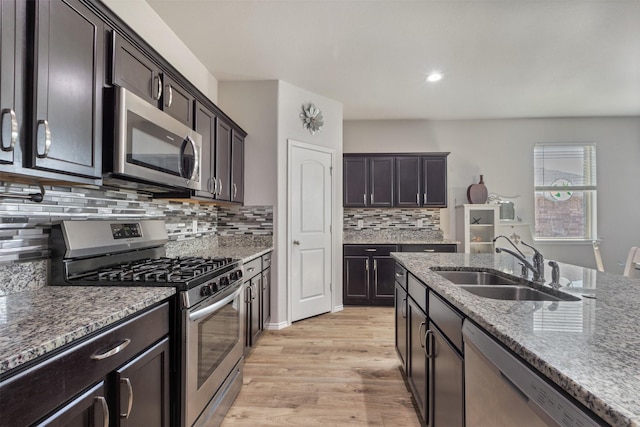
[534,143,597,240]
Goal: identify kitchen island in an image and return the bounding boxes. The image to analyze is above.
[393,252,640,427]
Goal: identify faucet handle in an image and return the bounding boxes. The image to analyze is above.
[548,260,560,288]
[518,262,529,278]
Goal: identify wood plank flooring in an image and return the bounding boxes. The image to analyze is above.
[221,306,421,426]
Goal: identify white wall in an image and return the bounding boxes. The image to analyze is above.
[103,0,218,102]
[344,117,640,273]
[220,80,343,327]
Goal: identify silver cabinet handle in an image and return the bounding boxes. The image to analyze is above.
[1,109,18,152]
[217,178,223,196]
[395,271,405,277]
[418,321,426,349]
[401,297,407,318]
[365,259,370,272]
[233,182,237,199]
[373,259,378,272]
[91,338,131,360]
[36,119,51,158]
[154,74,162,100]
[247,267,256,273]
[207,176,214,193]
[165,84,173,107]
[120,377,133,419]
[423,193,427,204]
[365,248,377,252]
[95,396,109,427]
[416,193,420,205]
[363,194,366,205]
[293,240,300,245]
[370,193,374,204]
[424,329,435,359]
[423,249,435,252]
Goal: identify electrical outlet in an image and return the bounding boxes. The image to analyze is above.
[357,219,364,229]
[417,219,423,228]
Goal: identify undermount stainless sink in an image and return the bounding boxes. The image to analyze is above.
[434,269,580,302]
[434,270,520,286]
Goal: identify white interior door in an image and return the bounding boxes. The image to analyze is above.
[289,141,333,322]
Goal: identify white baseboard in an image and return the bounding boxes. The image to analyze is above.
[264,320,290,330]
[332,305,344,312]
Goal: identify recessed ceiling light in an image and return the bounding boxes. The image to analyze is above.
[426,72,443,83]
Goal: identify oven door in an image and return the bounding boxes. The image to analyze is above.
[183,281,244,427]
[114,87,202,190]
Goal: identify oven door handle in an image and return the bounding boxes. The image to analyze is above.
[189,285,243,322]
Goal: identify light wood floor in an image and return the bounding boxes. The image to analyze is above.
[221,306,421,426]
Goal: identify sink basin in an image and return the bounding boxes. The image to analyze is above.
[458,285,580,302]
[433,269,581,302]
[434,270,520,286]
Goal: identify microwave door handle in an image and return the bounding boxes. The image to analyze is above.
[188,136,199,182]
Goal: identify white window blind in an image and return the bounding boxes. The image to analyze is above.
[534,143,597,240]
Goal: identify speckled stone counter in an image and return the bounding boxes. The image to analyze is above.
[343,229,459,245]
[392,252,640,427]
[169,244,273,263]
[0,286,175,376]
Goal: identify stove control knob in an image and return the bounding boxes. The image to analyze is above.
[220,276,230,288]
[230,271,239,281]
[200,285,212,297]
[236,270,243,279]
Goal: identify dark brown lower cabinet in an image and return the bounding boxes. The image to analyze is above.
[431,324,463,427]
[407,296,429,423]
[394,272,408,372]
[244,251,273,353]
[0,302,171,427]
[343,245,397,306]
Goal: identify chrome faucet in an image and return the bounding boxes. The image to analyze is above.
[493,236,545,283]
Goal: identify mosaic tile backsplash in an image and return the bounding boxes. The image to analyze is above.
[344,207,441,231]
[0,181,273,294]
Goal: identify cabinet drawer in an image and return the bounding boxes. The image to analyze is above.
[429,292,464,352]
[344,244,398,256]
[244,257,262,280]
[399,244,457,253]
[262,252,272,269]
[0,302,169,426]
[407,273,427,312]
[395,263,407,290]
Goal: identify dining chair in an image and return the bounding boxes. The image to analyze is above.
[623,247,640,278]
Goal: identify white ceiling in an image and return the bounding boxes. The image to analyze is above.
[144,0,640,121]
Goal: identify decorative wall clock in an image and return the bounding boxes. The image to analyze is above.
[300,103,324,135]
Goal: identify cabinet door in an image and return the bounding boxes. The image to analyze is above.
[248,277,262,346]
[231,131,244,203]
[431,323,463,427]
[343,156,367,207]
[372,256,395,304]
[193,102,215,198]
[369,157,394,206]
[261,267,271,328]
[162,74,193,127]
[395,282,408,372]
[395,156,421,207]
[114,337,170,427]
[215,118,232,201]
[343,256,369,304]
[0,0,21,168]
[112,32,160,105]
[30,0,104,179]
[422,156,447,207]
[407,297,429,423]
[35,381,109,427]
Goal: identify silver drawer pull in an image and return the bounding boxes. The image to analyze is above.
[1,109,18,152]
[91,339,131,360]
[36,119,51,158]
[395,272,406,277]
[423,249,435,252]
[247,267,255,273]
[365,248,377,252]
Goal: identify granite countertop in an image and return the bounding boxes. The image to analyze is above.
[343,229,459,245]
[0,286,175,376]
[174,244,274,263]
[392,252,640,427]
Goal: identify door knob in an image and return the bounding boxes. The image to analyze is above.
[293,240,301,245]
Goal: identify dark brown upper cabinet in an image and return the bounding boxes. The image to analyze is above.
[28,0,104,180]
[215,118,232,201]
[343,155,394,207]
[0,0,22,169]
[231,130,244,203]
[112,32,194,127]
[345,153,448,208]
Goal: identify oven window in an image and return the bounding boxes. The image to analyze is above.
[197,300,240,388]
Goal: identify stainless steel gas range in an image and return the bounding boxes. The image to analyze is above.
[49,220,244,427]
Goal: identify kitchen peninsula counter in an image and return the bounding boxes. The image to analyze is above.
[343,229,458,245]
[0,286,175,376]
[392,252,640,427]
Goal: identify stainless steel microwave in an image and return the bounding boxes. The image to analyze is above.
[109,87,202,191]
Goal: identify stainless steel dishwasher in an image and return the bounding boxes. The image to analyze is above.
[462,320,605,427]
